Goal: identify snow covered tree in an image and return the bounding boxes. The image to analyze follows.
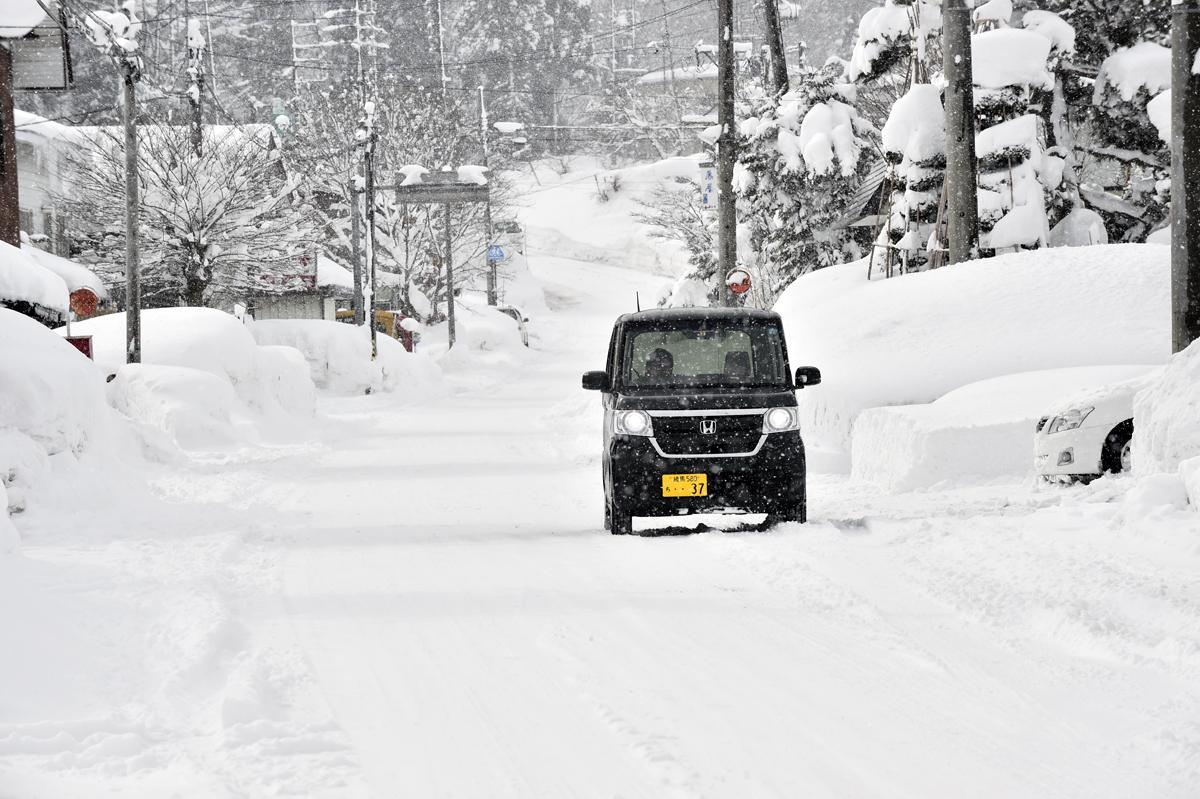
[1086,41,1171,241]
[62,124,317,308]
[453,0,592,133]
[736,63,873,298]
[876,82,944,274]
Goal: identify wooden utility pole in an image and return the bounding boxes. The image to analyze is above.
[444,202,455,347]
[0,45,19,247]
[361,101,377,360]
[1171,0,1200,351]
[186,13,205,156]
[121,60,141,363]
[762,0,788,95]
[716,0,737,306]
[942,0,978,265]
[479,86,497,306]
[350,178,363,324]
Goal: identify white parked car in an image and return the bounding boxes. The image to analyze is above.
[1034,367,1162,482]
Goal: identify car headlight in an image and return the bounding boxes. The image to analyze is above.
[763,406,800,433]
[1047,406,1094,435]
[614,409,653,437]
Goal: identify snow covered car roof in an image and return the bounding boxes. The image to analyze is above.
[616,307,782,325]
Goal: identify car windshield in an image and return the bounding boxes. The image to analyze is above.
[620,319,788,389]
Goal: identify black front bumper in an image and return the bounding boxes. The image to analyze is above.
[605,432,806,517]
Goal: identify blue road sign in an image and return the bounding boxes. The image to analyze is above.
[487,244,505,262]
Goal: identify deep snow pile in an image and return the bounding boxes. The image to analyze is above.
[851,366,1157,491]
[774,244,1171,451]
[250,319,445,397]
[0,309,112,552]
[431,295,531,371]
[68,308,314,418]
[1133,339,1200,507]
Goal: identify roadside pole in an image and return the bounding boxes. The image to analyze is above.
[762,0,788,96]
[716,0,737,307]
[351,179,363,324]
[121,59,140,363]
[942,0,978,265]
[444,202,455,348]
[1171,0,1200,351]
[0,46,19,246]
[362,102,377,360]
[479,86,497,306]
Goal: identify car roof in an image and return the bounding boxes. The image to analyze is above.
[615,307,781,325]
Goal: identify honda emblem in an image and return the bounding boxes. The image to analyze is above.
[700,419,716,435]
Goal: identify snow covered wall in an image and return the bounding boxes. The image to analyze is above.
[774,244,1172,451]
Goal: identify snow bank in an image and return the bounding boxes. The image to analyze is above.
[66,307,314,416]
[250,319,445,397]
[0,308,111,549]
[1133,339,1200,492]
[434,296,531,371]
[774,244,1171,450]
[851,366,1157,491]
[107,364,240,450]
[0,240,68,313]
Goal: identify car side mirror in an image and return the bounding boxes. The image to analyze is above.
[582,370,609,391]
[794,366,822,389]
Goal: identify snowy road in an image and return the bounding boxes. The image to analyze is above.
[6,254,1198,798]
[239,255,1198,797]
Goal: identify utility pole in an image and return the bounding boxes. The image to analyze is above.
[350,177,363,324]
[479,86,497,306]
[359,101,378,360]
[0,45,19,246]
[186,12,205,156]
[121,59,141,363]
[762,0,788,95]
[942,0,978,265]
[444,202,455,348]
[716,0,737,306]
[1172,0,1200,351]
[434,0,448,103]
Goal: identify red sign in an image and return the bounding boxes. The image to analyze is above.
[66,335,93,359]
[70,287,99,318]
[725,268,752,295]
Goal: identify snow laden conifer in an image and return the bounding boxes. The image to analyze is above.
[876,82,945,274]
[735,64,873,299]
[1088,41,1172,241]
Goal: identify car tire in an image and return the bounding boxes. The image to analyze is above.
[1101,419,1134,474]
[763,502,806,528]
[608,501,633,536]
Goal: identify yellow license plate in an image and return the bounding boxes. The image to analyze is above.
[662,473,708,497]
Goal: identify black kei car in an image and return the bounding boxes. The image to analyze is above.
[582,307,821,535]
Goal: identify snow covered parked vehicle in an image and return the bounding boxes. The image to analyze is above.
[1035,367,1161,483]
[582,308,821,534]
